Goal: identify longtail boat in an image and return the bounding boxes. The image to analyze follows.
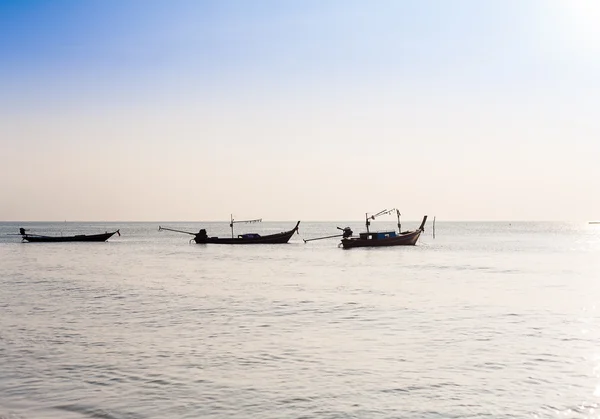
[303,209,427,248]
[159,216,300,244]
[18,228,120,243]
[341,210,427,249]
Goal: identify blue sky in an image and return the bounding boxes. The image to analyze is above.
[1,0,599,221]
[0,1,571,101]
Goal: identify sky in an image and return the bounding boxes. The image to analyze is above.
[1,0,599,221]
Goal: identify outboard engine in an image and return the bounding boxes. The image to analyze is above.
[194,229,208,243]
[340,227,353,238]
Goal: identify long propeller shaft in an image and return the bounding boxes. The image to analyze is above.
[158,226,196,236]
[303,234,343,243]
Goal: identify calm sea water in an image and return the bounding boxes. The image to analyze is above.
[1,220,600,419]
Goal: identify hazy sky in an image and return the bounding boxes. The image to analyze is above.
[1,0,599,221]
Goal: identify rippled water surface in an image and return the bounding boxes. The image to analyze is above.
[1,221,600,419]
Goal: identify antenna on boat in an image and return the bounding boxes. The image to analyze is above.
[230,214,262,238]
[396,209,401,233]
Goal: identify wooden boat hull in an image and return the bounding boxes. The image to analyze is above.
[194,221,300,244]
[340,215,427,249]
[341,229,422,248]
[23,231,119,243]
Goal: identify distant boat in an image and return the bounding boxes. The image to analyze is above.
[341,220,426,248]
[341,209,427,249]
[590,221,600,224]
[19,228,120,243]
[159,216,300,244]
[302,209,427,249]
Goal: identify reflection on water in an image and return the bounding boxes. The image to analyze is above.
[0,221,600,418]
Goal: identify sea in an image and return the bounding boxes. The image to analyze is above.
[1,220,600,419]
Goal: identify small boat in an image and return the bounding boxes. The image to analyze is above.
[18,228,120,243]
[340,209,427,249]
[159,216,300,244]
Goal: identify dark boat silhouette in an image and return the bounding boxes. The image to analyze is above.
[303,209,426,249]
[19,228,120,243]
[340,210,427,249]
[159,217,300,244]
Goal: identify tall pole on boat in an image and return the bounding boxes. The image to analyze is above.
[396,209,401,233]
[228,216,262,238]
[365,212,370,233]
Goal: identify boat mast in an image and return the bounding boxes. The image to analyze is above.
[366,209,396,233]
[230,215,263,238]
[396,209,401,233]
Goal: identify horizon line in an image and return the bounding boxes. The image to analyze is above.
[0,219,595,223]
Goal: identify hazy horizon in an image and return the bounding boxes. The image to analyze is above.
[1,218,596,223]
[2,0,599,222]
